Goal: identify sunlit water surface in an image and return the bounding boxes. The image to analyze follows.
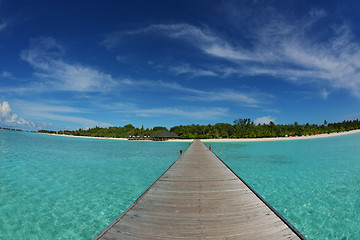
[1,130,359,239]
[0,130,188,239]
[208,133,360,239]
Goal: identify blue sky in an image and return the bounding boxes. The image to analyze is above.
[1,0,360,130]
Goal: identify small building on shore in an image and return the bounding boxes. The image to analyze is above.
[128,134,150,140]
[150,130,179,141]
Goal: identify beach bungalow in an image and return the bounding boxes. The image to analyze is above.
[128,134,149,140]
[150,129,179,141]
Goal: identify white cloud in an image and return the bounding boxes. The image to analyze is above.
[32,112,112,129]
[0,100,110,130]
[182,89,268,107]
[0,101,36,129]
[254,116,275,125]
[0,22,7,32]
[113,8,360,99]
[12,100,111,129]
[0,71,12,78]
[168,82,268,106]
[116,23,256,62]
[117,106,229,120]
[102,32,123,50]
[110,78,269,107]
[102,98,228,119]
[13,100,85,114]
[169,64,218,77]
[21,37,117,92]
[0,101,11,117]
[321,89,329,100]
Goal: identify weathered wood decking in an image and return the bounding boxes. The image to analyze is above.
[93,140,306,240]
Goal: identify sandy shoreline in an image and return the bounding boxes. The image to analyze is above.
[45,129,360,142]
[193,129,360,142]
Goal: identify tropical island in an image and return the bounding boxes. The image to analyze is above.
[38,118,360,140]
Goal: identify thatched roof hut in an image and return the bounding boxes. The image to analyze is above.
[150,130,178,141]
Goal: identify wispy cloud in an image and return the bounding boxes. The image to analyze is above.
[0,22,7,32]
[105,23,256,61]
[0,71,12,78]
[320,89,329,100]
[21,37,117,92]
[86,100,228,121]
[22,38,258,105]
[181,88,271,107]
[124,79,271,107]
[32,112,111,129]
[143,24,254,61]
[13,100,85,114]
[13,100,111,129]
[169,64,218,77]
[108,7,360,98]
[94,98,229,120]
[11,35,270,111]
[117,106,229,120]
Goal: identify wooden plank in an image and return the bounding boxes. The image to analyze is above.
[93,140,306,240]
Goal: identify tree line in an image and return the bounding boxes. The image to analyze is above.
[38,124,167,138]
[38,119,360,139]
[171,119,360,139]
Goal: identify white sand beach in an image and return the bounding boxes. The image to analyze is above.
[47,129,360,142]
[169,129,360,142]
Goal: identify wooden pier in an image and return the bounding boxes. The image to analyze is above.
[93,140,306,240]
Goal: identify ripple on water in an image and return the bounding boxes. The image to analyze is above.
[210,134,360,240]
[0,130,188,239]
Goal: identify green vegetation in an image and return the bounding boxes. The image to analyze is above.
[38,124,175,138]
[39,124,152,138]
[171,119,360,139]
[38,119,360,139]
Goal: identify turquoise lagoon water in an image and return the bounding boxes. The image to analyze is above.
[0,130,188,239]
[1,130,360,239]
[208,133,360,240]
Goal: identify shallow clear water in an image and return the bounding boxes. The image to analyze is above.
[0,130,188,239]
[1,130,360,239]
[208,134,360,240]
